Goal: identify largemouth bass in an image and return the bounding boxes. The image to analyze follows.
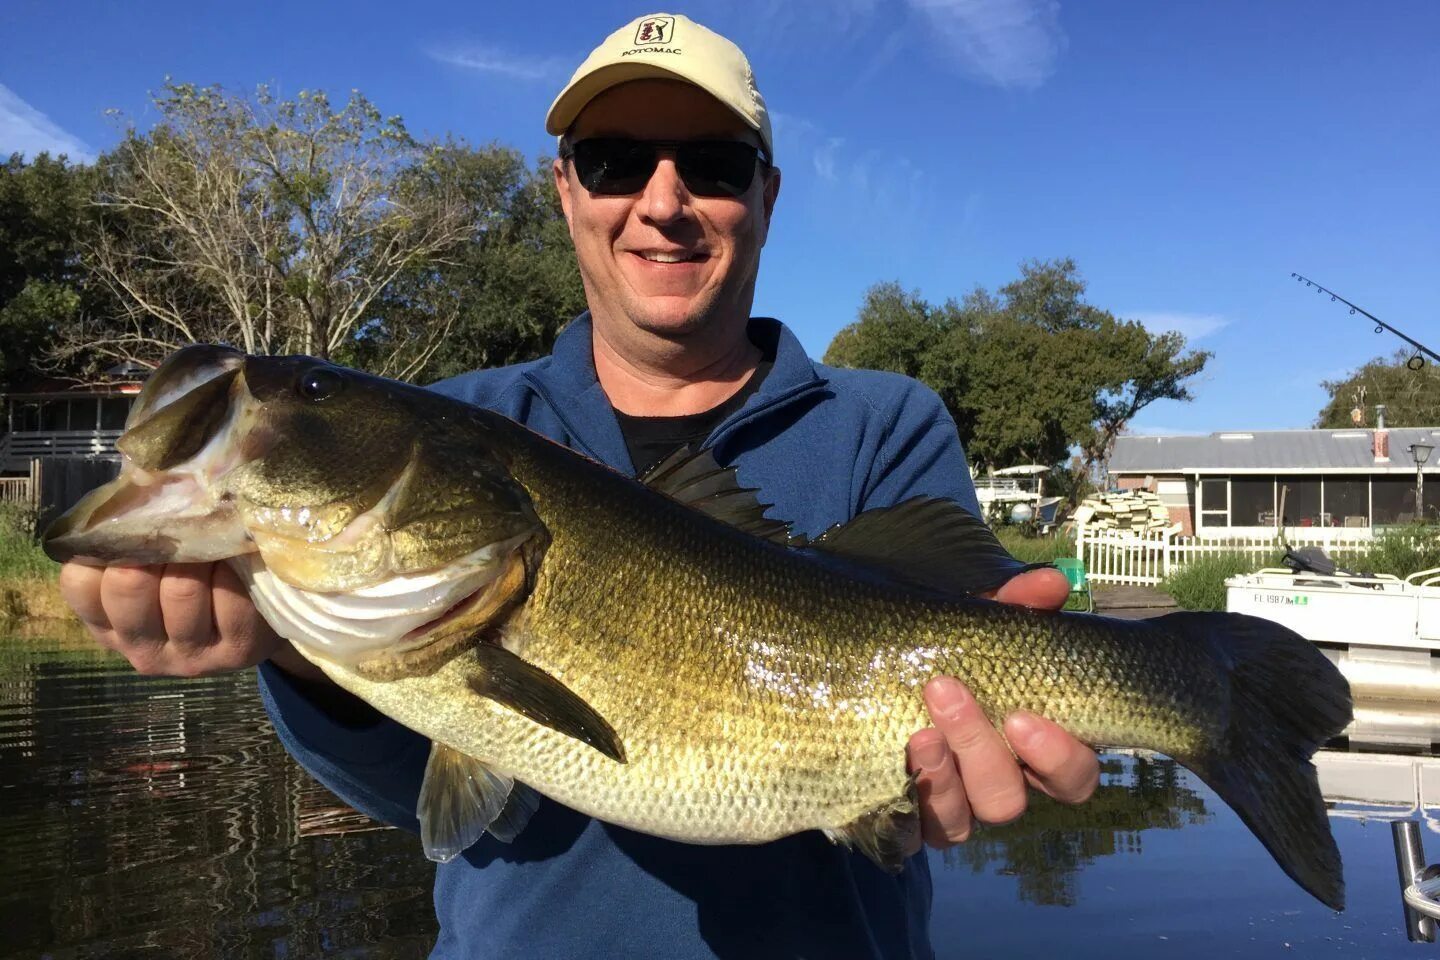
[44,345,1352,909]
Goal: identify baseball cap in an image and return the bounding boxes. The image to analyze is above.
[546,13,773,158]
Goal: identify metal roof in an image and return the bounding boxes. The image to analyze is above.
[1111,427,1440,474]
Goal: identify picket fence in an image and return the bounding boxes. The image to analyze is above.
[1075,523,1403,586]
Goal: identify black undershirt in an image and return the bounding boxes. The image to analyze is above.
[613,354,774,477]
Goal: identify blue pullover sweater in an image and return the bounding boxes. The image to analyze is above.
[258,315,983,959]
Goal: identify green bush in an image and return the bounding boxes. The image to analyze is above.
[1332,525,1440,579]
[995,526,1074,566]
[1162,551,1280,612]
[0,500,55,580]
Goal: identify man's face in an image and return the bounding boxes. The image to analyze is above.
[553,79,781,342]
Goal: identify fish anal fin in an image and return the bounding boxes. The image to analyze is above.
[639,446,793,545]
[468,643,627,764]
[822,782,921,874]
[810,497,1044,597]
[419,741,517,863]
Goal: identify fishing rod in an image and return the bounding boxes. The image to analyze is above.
[1291,273,1438,369]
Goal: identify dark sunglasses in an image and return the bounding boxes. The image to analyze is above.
[561,138,770,198]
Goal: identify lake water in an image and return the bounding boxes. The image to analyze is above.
[2,622,1434,959]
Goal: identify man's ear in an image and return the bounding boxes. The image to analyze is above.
[759,165,781,245]
[553,158,576,234]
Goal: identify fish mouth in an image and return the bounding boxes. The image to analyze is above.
[43,345,257,567]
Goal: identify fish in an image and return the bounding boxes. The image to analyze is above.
[44,344,1353,909]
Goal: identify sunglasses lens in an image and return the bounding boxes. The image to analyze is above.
[569,140,762,197]
[676,142,759,197]
[571,140,654,195]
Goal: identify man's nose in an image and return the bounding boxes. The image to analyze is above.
[638,152,689,223]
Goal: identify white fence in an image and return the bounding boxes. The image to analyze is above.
[0,459,40,506]
[1075,523,1415,586]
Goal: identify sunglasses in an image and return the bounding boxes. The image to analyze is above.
[561,138,770,198]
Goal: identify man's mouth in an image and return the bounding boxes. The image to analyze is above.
[636,250,706,264]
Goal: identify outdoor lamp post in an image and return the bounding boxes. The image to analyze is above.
[1411,442,1434,522]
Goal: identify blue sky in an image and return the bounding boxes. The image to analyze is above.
[2,1,1436,434]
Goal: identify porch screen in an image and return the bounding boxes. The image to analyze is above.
[1199,478,1229,527]
[1276,476,1322,526]
[1373,476,1419,525]
[1230,477,1274,526]
[1324,477,1368,527]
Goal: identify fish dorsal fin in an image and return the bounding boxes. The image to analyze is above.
[639,446,793,545]
[419,742,532,862]
[809,497,1042,597]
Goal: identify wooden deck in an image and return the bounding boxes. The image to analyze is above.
[1094,584,1178,620]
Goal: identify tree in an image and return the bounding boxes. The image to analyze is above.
[824,259,1211,483]
[73,82,474,377]
[0,152,104,392]
[1315,350,1440,428]
[362,144,586,382]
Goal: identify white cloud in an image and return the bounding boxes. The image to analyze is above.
[428,47,571,83]
[905,0,1066,89]
[0,84,93,162]
[1129,311,1231,343]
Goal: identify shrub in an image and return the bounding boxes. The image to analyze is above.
[1162,552,1278,612]
[995,527,1074,566]
[0,500,55,580]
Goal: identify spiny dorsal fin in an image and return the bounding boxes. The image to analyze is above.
[808,497,1044,597]
[639,446,793,545]
[419,742,530,862]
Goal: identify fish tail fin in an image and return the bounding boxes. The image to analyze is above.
[1158,610,1352,911]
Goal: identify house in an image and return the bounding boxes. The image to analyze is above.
[1109,419,1438,537]
[0,363,148,475]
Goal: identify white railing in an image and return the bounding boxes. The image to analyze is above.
[1076,522,1427,586]
[1,430,123,462]
[0,458,40,506]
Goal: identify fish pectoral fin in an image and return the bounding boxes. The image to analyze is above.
[468,644,627,764]
[822,781,921,875]
[418,742,526,862]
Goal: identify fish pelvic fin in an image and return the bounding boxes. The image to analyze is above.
[822,779,921,874]
[1160,610,1352,911]
[468,644,627,764]
[418,742,538,862]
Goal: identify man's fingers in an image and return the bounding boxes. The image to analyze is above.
[991,567,1071,611]
[158,563,216,654]
[1005,712,1100,805]
[58,562,111,635]
[924,678,1026,825]
[211,562,280,670]
[908,729,972,848]
[100,565,167,649]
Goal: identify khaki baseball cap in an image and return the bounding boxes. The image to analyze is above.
[546,13,773,158]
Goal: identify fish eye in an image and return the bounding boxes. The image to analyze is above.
[296,367,344,403]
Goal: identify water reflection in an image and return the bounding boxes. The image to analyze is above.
[945,755,1212,907]
[2,622,1432,958]
[0,622,434,959]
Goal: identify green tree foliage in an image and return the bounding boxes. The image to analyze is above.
[824,259,1210,480]
[0,153,103,391]
[1315,350,1440,428]
[357,144,586,382]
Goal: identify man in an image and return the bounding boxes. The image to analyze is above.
[59,13,1098,958]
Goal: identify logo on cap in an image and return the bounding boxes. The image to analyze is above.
[634,16,674,45]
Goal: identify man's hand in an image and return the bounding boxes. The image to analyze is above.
[58,561,325,682]
[905,566,1099,852]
